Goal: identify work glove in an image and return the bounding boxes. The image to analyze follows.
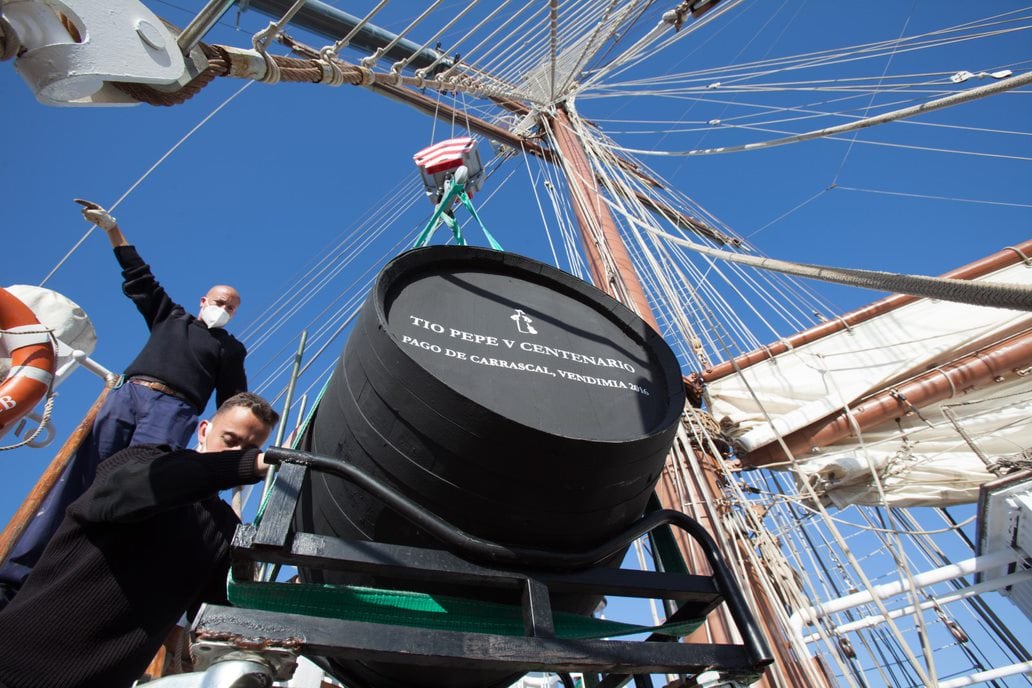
[74,198,117,231]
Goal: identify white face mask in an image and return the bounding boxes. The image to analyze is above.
[200,304,231,329]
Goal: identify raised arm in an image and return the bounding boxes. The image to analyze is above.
[76,198,127,247]
[77,199,179,326]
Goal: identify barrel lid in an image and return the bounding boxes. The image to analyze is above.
[376,247,684,443]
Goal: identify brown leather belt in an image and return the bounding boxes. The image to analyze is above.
[128,376,191,404]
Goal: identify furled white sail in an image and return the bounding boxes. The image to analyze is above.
[789,375,1030,507]
[707,260,1032,505]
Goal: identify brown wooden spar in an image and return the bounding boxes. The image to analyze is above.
[744,327,1032,467]
[703,238,1032,382]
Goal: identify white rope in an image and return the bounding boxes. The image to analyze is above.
[579,0,745,92]
[460,0,555,91]
[551,0,624,100]
[39,80,256,288]
[834,185,1032,208]
[588,11,1030,95]
[239,176,421,353]
[434,0,541,82]
[605,70,1032,157]
[519,142,561,268]
[388,1,478,78]
[718,122,1032,161]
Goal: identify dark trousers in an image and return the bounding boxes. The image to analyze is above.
[0,382,199,595]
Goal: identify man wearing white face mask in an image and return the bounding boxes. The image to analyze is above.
[0,201,249,606]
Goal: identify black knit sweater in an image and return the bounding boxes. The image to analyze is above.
[0,444,262,688]
[116,245,247,411]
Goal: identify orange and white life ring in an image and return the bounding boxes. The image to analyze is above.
[0,287,56,434]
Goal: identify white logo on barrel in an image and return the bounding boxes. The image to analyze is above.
[510,309,537,335]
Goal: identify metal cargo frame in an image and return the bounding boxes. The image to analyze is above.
[193,447,774,687]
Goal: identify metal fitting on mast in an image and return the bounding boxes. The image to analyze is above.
[4,0,196,105]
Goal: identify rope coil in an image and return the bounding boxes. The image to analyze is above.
[0,393,55,452]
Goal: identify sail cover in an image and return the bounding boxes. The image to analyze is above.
[707,261,1032,507]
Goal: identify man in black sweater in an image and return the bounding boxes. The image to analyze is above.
[0,392,278,688]
[0,201,249,602]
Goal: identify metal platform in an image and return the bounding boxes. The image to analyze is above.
[192,448,774,686]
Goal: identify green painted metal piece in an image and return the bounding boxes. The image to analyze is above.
[228,578,703,640]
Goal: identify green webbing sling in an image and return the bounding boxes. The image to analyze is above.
[413,177,503,251]
[228,578,703,640]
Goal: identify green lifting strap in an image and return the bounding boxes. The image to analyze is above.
[439,211,467,246]
[413,179,503,251]
[228,578,704,641]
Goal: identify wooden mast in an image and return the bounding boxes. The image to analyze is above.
[548,105,820,687]
[549,108,660,332]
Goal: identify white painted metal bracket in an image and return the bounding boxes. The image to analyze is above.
[4,0,188,105]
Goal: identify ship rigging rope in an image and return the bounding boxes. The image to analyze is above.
[748,488,979,536]
[573,77,1023,664]
[577,0,745,93]
[240,181,418,349]
[604,70,1032,157]
[587,9,1030,93]
[519,140,562,268]
[646,223,1032,311]
[698,121,1032,161]
[587,88,1032,156]
[576,119,729,358]
[834,185,1032,208]
[39,78,256,287]
[725,351,935,684]
[568,108,836,356]
[823,367,942,677]
[553,107,909,681]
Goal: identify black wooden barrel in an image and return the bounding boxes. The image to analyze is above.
[295,246,685,687]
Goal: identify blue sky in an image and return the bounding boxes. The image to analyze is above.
[0,4,1029,680]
